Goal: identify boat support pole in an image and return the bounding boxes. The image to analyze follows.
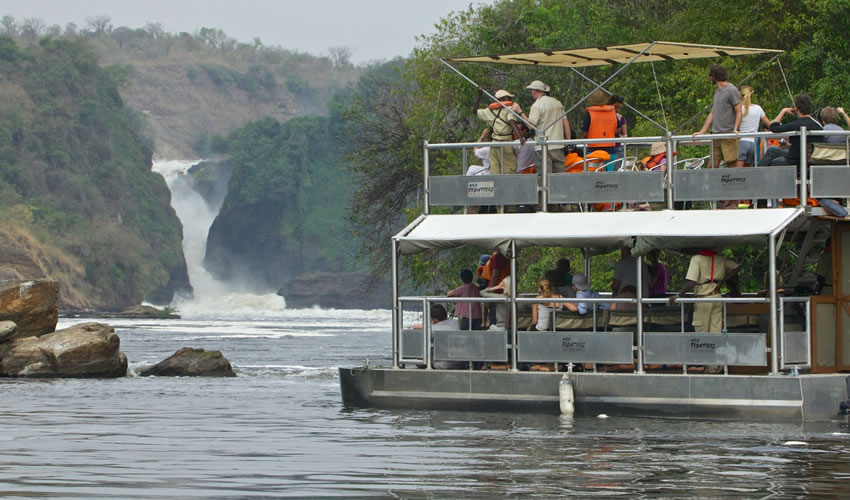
[510,240,519,372]
[423,141,430,214]
[635,252,645,374]
[438,59,536,132]
[666,134,675,209]
[391,238,400,368]
[769,231,779,374]
[799,127,808,208]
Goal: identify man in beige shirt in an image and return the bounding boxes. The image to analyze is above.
[670,251,740,332]
[476,89,523,175]
[521,80,572,172]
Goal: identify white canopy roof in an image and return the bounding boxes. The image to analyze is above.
[447,41,783,68]
[394,209,803,255]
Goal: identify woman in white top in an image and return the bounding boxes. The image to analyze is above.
[528,279,561,331]
[737,85,771,166]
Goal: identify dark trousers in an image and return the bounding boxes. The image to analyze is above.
[459,318,482,331]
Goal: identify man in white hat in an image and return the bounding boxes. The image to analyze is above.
[520,80,572,172]
[476,89,523,175]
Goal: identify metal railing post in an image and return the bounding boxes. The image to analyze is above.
[541,138,550,211]
[423,297,432,369]
[391,239,400,368]
[799,127,808,207]
[423,141,430,214]
[666,134,675,209]
[768,233,780,374]
[635,254,645,373]
[510,241,519,371]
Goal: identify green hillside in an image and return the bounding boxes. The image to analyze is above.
[0,36,189,309]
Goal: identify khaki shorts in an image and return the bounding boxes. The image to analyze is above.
[713,138,740,163]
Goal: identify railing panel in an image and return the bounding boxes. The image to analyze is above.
[673,166,797,201]
[810,165,850,198]
[429,175,538,206]
[783,331,808,365]
[518,331,634,363]
[644,332,767,366]
[433,330,508,362]
[549,172,664,203]
[401,329,424,359]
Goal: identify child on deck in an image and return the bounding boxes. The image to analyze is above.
[447,268,482,330]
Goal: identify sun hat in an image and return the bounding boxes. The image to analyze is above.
[650,142,667,156]
[494,89,515,99]
[572,273,590,291]
[526,80,550,92]
[587,88,610,106]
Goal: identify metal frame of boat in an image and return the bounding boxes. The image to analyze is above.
[339,43,850,421]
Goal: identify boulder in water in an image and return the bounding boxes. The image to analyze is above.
[0,279,59,341]
[0,322,127,378]
[140,347,236,377]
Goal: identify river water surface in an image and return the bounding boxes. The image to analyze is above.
[3,308,850,498]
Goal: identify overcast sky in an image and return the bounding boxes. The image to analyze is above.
[0,0,483,63]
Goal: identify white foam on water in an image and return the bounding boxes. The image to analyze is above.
[783,441,808,446]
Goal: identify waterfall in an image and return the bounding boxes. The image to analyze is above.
[153,160,287,318]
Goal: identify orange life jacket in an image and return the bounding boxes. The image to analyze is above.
[488,101,513,110]
[585,105,618,148]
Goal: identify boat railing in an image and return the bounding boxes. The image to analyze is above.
[423,128,850,212]
[396,293,811,374]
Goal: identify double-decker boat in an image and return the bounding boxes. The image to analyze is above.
[339,43,850,421]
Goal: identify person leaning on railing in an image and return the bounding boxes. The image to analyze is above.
[475,89,523,175]
[758,93,822,167]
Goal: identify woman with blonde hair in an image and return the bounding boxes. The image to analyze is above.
[737,85,771,166]
[528,278,562,331]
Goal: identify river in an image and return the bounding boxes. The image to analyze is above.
[1,308,849,497]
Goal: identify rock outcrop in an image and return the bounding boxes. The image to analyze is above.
[140,347,236,377]
[0,322,127,378]
[0,279,59,341]
[279,272,391,310]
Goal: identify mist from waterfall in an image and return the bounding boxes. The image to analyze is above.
[153,160,287,318]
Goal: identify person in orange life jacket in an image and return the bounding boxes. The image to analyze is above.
[641,142,669,173]
[581,89,620,169]
[669,250,740,333]
[516,80,571,173]
[475,89,524,175]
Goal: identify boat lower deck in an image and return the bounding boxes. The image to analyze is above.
[339,367,850,421]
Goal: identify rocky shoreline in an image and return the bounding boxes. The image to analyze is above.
[1,279,231,378]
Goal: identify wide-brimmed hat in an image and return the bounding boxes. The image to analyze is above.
[572,273,590,291]
[650,142,666,156]
[587,88,610,106]
[526,80,550,92]
[494,89,515,99]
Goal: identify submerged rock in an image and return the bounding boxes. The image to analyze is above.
[0,279,59,341]
[140,347,235,377]
[0,322,127,378]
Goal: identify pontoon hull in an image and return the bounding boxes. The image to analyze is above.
[339,368,849,421]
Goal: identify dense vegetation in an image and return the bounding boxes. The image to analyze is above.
[340,0,850,294]
[0,35,189,308]
[203,116,356,289]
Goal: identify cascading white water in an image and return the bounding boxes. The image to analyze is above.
[153,160,287,318]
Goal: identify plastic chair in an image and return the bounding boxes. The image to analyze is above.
[673,156,708,170]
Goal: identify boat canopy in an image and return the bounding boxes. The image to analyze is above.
[394,208,803,255]
[447,41,783,68]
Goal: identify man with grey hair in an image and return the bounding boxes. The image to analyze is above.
[520,80,572,172]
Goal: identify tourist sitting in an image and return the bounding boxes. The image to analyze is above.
[428,304,465,370]
[759,94,822,166]
[447,268,482,330]
[527,278,562,331]
[563,273,609,315]
[821,106,850,143]
[467,127,491,176]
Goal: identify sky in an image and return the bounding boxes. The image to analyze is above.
[0,0,484,63]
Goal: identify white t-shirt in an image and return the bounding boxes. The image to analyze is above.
[474,147,490,169]
[612,256,650,297]
[739,104,765,143]
[515,143,536,173]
